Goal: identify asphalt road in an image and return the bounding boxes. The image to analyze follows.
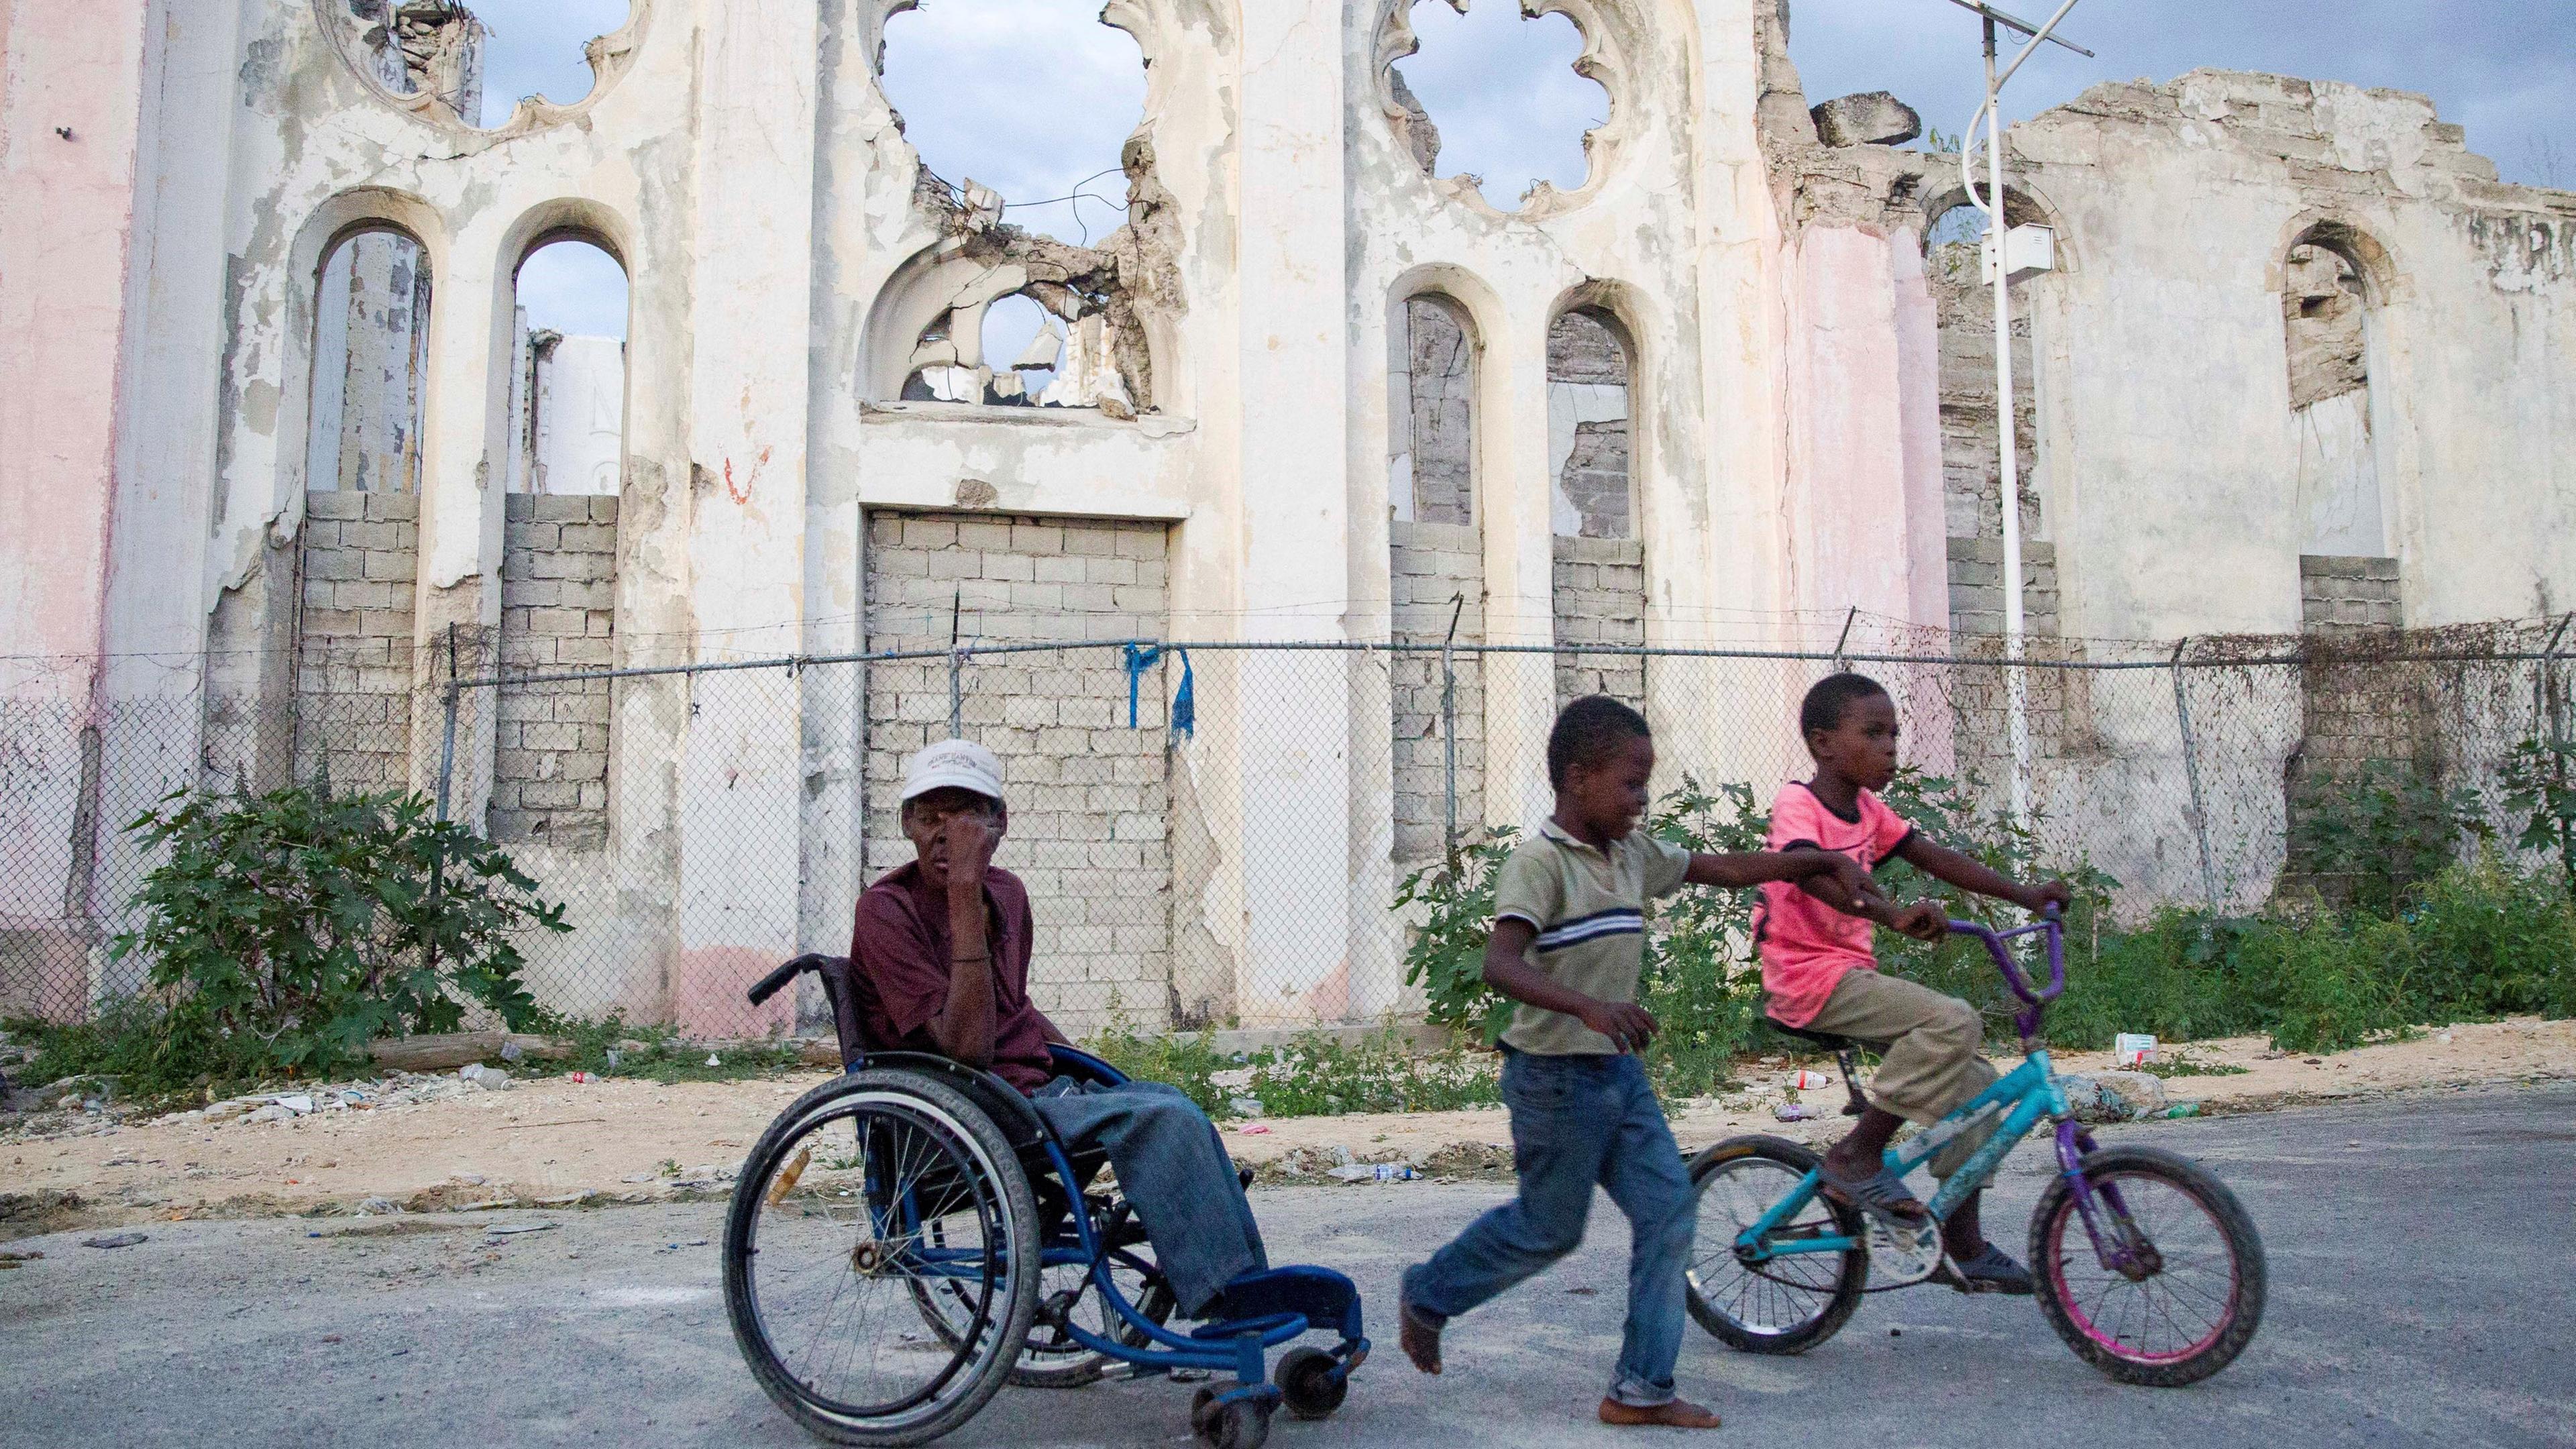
[4,1083,2571,1448]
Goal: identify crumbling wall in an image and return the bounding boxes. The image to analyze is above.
[1399,298,1473,525]
[863,512,1172,1033]
[294,492,419,792]
[307,233,431,496]
[350,0,485,119]
[1546,309,1644,706]
[1391,522,1484,863]
[494,495,618,847]
[2284,241,2383,557]
[1553,535,1646,707]
[892,136,1184,417]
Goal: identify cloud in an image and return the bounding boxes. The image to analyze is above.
[879,0,1148,244]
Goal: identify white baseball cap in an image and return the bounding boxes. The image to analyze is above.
[901,738,1006,806]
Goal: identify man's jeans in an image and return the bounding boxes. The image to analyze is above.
[1401,1050,1695,1408]
[1030,1078,1266,1318]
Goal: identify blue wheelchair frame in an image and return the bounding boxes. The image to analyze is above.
[859,1042,1369,1413]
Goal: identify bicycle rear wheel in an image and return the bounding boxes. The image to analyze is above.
[1684,1136,1868,1354]
[2031,1145,2264,1387]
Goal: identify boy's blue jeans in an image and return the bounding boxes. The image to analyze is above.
[1401,1049,1697,1407]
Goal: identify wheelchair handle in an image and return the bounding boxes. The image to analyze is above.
[1946,906,2064,1040]
[747,954,834,1007]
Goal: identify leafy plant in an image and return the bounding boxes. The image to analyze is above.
[2500,733,2576,894]
[1640,778,1774,1095]
[1395,827,1521,1041]
[2289,759,2489,917]
[107,784,568,1080]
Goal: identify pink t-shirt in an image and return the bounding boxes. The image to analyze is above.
[1752,782,1918,1028]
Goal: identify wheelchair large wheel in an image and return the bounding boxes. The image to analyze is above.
[725,1071,1042,1446]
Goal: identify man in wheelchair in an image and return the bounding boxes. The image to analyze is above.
[849,738,1267,1322]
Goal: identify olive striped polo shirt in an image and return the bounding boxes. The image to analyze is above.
[1491,818,1694,1055]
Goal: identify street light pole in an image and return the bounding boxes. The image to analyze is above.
[1947,0,2091,825]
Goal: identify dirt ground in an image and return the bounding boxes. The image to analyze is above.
[5,1016,2571,1232]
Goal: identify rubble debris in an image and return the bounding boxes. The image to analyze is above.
[80,1233,148,1250]
[1809,91,1922,149]
[2057,1071,2171,1123]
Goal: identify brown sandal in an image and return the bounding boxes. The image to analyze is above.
[1599,1397,1723,1429]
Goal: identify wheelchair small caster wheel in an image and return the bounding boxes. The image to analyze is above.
[1190,1387,1273,1449]
[1275,1347,1347,1419]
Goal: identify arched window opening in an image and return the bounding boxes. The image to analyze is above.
[1546,307,1642,708]
[296,226,433,794]
[899,272,1138,414]
[2284,237,2387,567]
[1387,1,1609,212]
[1389,293,1483,865]
[879,0,1146,246]
[494,234,627,849]
[507,238,628,497]
[1924,194,2052,641]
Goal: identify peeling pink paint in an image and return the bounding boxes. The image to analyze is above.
[675,945,796,1038]
[0,0,152,692]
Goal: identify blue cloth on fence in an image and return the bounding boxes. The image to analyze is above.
[1121,645,1195,737]
[1030,1076,1262,1317]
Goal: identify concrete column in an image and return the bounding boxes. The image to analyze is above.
[1234,0,1353,1024]
[1483,299,1558,833]
[672,1,822,1034]
[411,213,512,815]
[1782,227,1935,629]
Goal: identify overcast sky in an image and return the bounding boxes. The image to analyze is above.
[470,0,2575,337]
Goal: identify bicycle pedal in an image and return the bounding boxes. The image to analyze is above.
[1865,1218,1943,1286]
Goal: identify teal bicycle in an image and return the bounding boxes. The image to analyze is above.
[1683,910,2265,1387]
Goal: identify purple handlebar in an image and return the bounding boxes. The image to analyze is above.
[1946,906,2065,1040]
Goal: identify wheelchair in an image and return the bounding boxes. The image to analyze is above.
[723,955,1369,1448]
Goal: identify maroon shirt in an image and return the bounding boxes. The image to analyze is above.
[848,861,1055,1093]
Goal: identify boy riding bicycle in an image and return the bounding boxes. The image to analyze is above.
[1759,673,2071,1292]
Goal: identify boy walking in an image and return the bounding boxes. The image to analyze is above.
[1399,697,1882,1429]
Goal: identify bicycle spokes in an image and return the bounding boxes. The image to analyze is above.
[2047,1169,2237,1362]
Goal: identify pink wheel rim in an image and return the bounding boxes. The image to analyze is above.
[2046,1171,2238,1364]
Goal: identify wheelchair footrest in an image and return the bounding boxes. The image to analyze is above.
[1209,1266,1364,1342]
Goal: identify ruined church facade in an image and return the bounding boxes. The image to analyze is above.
[7,1,2575,1028]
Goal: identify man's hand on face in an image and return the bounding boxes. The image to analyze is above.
[942,810,1002,894]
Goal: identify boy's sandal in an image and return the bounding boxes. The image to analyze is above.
[1817,1161,1930,1226]
[1936,1242,2035,1296]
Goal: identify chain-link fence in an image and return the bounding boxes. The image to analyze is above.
[6,623,2569,1040]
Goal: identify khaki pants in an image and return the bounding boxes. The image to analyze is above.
[1805,969,1997,1179]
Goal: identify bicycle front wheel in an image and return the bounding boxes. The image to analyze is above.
[2032,1145,2265,1387]
[1684,1136,1868,1354]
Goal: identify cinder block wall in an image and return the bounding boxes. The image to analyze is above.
[864,512,1172,1032]
[1946,536,2060,637]
[2300,554,2402,632]
[1552,535,1646,707]
[295,491,419,790]
[495,494,619,846]
[1391,521,1485,861]
[2296,553,2415,775]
